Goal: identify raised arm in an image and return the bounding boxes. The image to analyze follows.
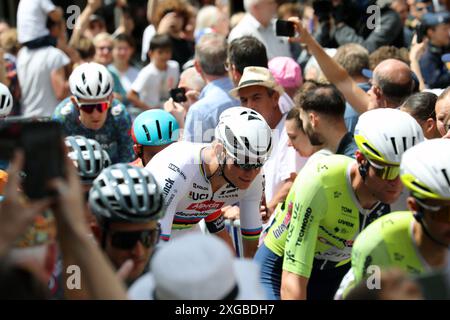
[288,17,370,114]
[69,0,103,48]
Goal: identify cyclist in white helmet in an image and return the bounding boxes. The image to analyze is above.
[256,108,424,300]
[337,138,450,299]
[145,106,272,258]
[89,163,165,286]
[53,62,134,164]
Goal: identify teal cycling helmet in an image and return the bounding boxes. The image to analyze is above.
[131,110,179,146]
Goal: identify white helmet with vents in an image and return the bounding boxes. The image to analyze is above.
[69,62,113,100]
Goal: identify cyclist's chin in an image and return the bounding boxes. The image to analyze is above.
[378,190,402,204]
[233,177,253,190]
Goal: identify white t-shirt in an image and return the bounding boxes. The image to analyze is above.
[131,60,179,108]
[17,46,70,117]
[17,0,56,44]
[228,14,291,60]
[114,66,140,93]
[263,114,307,204]
[141,25,156,62]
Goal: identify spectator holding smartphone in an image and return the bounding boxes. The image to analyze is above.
[53,62,134,164]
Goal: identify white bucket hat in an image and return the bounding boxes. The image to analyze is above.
[128,233,266,300]
[229,66,285,98]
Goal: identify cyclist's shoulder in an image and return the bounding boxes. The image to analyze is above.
[53,97,76,119]
[109,99,128,119]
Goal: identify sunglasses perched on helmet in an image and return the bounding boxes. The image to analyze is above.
[229,157,264,170]
[367,159,400,180]
[74,97,110,114]
[415,198,450,223]
[110,228,161,250]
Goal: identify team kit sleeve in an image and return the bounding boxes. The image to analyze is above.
[238,174,264,241]
[144,144,191,242]
[113,103,135,163]
[282,174,327,278]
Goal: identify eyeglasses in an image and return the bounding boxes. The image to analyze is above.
[368,159,400,180]
[97,46,113,52]
[110,228,161,250]
[231,158,264,171]
[415,198,450,223]
[78,101,110,114]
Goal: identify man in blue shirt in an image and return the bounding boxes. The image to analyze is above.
[184,33,239,143]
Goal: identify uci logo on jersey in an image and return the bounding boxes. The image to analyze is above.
[189,191,208,201]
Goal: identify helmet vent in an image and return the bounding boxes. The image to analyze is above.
[442,169,450,187]
[155,120,163,140]
[412,136,416,146]
[390,137,398,155]
[0,94,5,108]
[168,121,173,139]
[362,142,381,157]
[103,83,111,95]
[86,85,93,96]
[142,125,151,141]
[76,86,84,96]
[81,73,86,84]
[411,181,433,194]
[402,137,407,152]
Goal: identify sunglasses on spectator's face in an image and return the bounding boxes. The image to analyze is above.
[78,101,110,114]
[415,198,450,223]
[110,229,161,250]
[368,159,400,180]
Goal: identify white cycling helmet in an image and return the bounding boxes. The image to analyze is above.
[214,106,272,164]
[0,82,13,117]
[354,108,424,165]
[69,62,113,100]
[401,139,450,201]
[89,164,164,223]
[65,136,111,184]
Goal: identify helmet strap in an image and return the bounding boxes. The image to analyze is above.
[413,210,449,248]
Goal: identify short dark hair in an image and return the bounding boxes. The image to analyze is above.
[286,107,304,132]
[374,72,413,106]
[228,36,268,74]
[114,33,135,49]
[401,92,437,121]
[295,82,346,117]
[0,262,50,299]
[149,34,173,52]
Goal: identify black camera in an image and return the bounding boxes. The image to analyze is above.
[276,20,295,37]
[170,88,187,103]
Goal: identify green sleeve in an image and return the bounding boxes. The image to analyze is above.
[282,176,327,278]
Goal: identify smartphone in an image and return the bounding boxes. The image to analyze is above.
[276,20,295,37]
[170,87,187,103]
[416,23,424,44]
[0,119,65,199]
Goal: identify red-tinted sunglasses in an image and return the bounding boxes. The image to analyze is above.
[78,102,110,114]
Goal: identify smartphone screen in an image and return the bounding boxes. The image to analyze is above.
[21,122,65,199]
[276,20,295,37]
[170,88,187,103]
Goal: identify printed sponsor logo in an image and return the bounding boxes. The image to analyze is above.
[168,163,187,180]
[334,191,342,198]
[163,178,175,197]
[338,219,354,228]
[272,203,293,239]
[319,226,348,247]
[193,183,208,191]
[189,191,208,201]
[187,200,225,212]
[341,206,352,214]
[295,207,312,246]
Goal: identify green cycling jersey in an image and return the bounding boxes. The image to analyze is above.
[264,154,390,278]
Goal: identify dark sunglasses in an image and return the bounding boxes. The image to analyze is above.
[368,160,400,180]
[231,158,264,171]
[78,102,110,114]
[110,228,161,250]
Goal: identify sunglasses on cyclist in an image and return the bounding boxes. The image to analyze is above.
[77,101,110,114]
[368,160,400,180]
[110,228,161,250]
[415,198,450,223]
[229,157,264,171]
